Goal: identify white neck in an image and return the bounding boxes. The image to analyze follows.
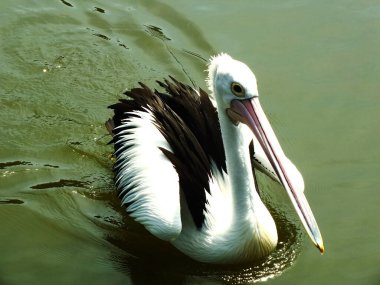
[214,102,278,260]
[217,109,261,217]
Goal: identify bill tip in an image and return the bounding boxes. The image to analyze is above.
[317,243,325,254]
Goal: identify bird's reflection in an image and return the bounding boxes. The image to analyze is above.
[100,192,302,285]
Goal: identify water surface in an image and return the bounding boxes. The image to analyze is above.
[1,1,379,284]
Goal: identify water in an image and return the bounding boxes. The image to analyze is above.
[1,0,379,284]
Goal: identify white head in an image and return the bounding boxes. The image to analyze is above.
[207,53,259,109]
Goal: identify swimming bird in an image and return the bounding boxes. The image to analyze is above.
[106,53,324,264]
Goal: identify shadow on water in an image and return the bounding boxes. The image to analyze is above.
[92,185,302,285]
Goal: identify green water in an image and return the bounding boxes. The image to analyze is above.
[1,1,379,284]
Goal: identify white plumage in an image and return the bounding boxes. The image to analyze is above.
[107,53,324,264]
[114,109,181,240]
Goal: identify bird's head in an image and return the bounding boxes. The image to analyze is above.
[207,53,324,254]
[207,53,259,109]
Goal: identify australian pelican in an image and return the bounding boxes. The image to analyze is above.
[106,53,324,264]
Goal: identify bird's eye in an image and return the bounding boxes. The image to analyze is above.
[231,82,245,97]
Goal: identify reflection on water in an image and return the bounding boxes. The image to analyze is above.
[104,213,300,284]
[94,181,302,284]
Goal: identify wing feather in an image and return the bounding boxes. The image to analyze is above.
[107,78,227,233]
[112,110,182,241]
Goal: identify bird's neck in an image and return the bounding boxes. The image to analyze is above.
[216,108,278,258]
[218,111,260,215]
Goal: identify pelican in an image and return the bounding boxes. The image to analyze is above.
[106,53,324,264]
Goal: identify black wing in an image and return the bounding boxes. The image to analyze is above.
[107,77,226,229]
